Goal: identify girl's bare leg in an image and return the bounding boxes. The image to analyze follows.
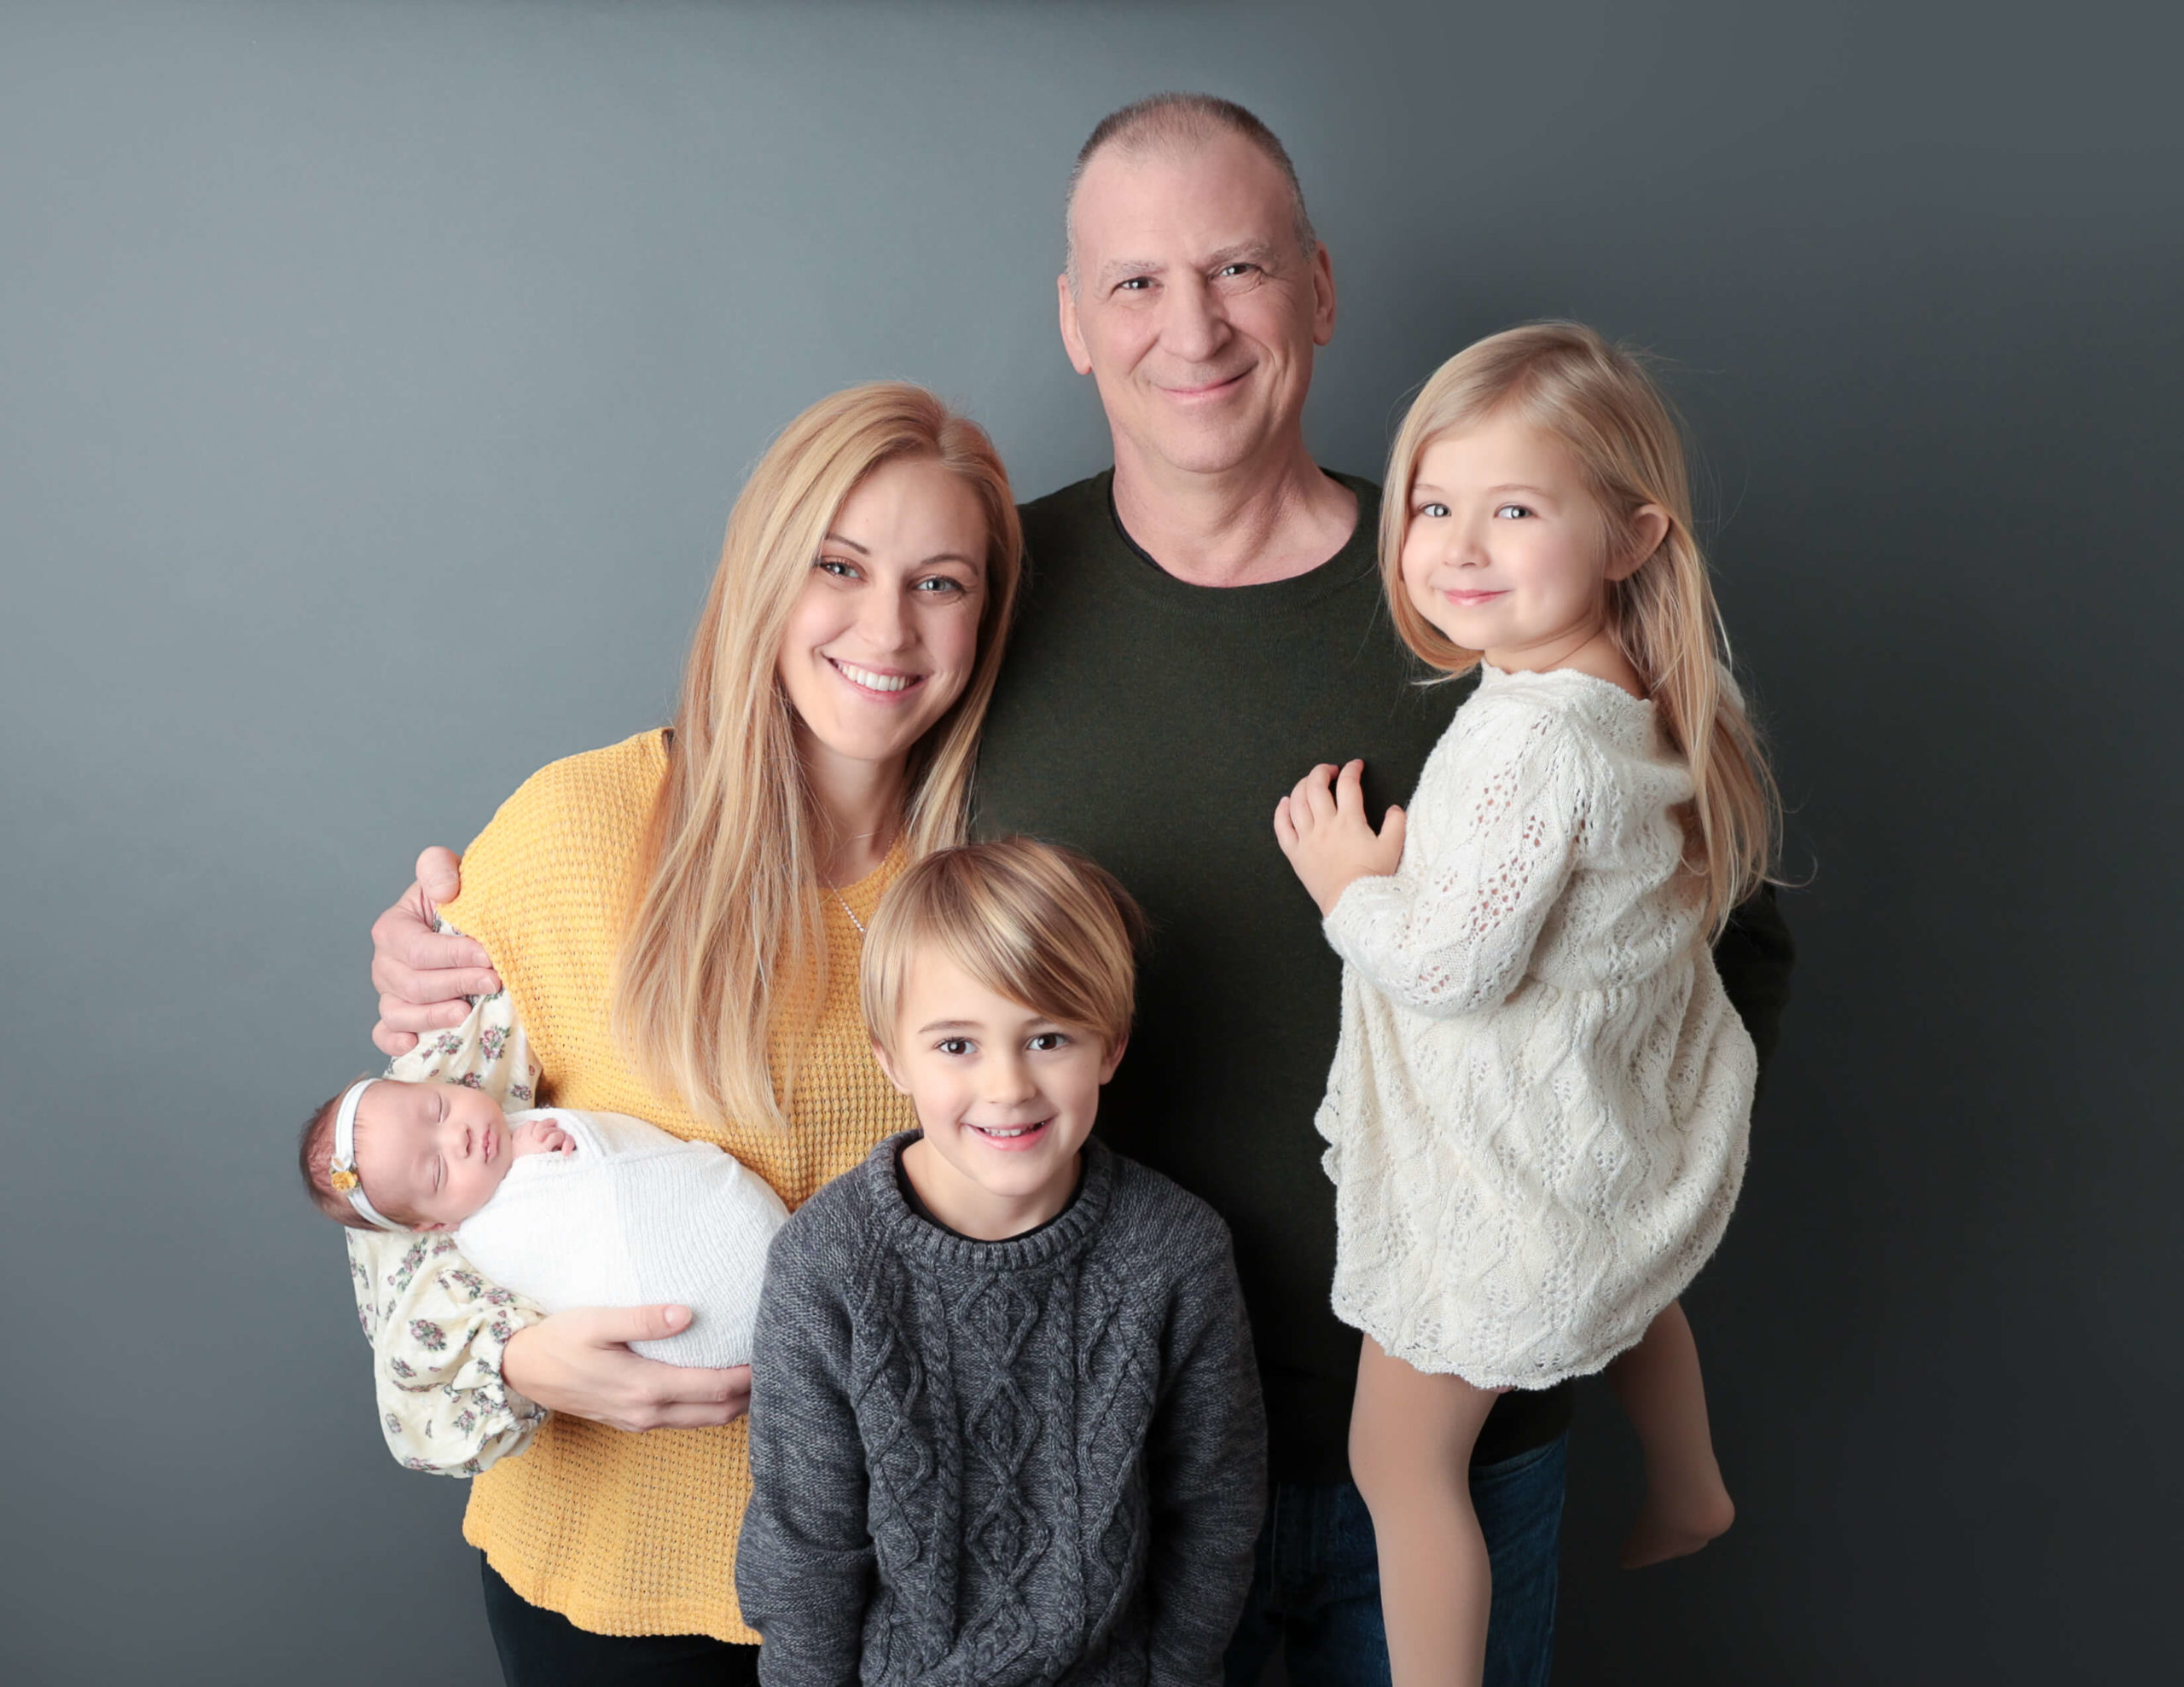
[1606,1299,1736,1568]
[1351,1336,1502,1687]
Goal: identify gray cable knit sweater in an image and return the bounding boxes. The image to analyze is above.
[736,1133,1267,1687]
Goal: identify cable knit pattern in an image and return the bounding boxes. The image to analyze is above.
[456,1109,789,1369]
[428,729,915,1642]
[1317,664,1755,1388]
[737,1135,1267,1687]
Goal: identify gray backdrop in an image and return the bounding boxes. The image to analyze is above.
[3,1,2176,1681]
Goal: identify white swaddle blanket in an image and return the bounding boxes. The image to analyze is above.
[456,1108,788,1368]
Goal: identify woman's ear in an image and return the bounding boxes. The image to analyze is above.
[1609,504,1671,582]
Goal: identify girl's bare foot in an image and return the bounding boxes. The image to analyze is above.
[1620,1480,1734,1569]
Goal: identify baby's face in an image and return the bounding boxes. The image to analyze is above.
[351,1080,514,1230]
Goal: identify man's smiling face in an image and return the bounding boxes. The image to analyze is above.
[1060,130,1335,481]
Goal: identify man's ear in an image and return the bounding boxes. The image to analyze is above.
[1058,273,1095,376]
[1310,241,1337,347]
[870,1035,911,1095]
[1609,505,1671,582]
[1097,1033,1129,1086]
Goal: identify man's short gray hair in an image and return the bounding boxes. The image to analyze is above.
[1063,93,1318,292]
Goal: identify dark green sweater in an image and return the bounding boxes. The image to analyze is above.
[973,470,1794,1483]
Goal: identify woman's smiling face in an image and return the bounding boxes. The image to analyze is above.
[775,454,990,783]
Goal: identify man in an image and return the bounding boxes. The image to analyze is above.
[373,96,1792,1687]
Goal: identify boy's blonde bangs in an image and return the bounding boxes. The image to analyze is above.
[861,839,1146,1056]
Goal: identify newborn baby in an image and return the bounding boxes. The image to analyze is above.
[299,1075,787,1367]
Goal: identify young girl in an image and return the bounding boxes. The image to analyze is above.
[1274,322,1779,1686]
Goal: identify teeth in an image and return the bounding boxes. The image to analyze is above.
[836,661,913,693]
[978,1124,1041,1138]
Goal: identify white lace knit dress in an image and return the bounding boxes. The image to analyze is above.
[1316,664,1755,1388]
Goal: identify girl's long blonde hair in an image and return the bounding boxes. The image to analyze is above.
[613,382,1022,1128]
[1382,322,1780,936]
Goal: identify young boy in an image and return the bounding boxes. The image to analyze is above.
[735,838,1267,1687]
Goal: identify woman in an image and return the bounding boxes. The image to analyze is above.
[349,382,1022,1682]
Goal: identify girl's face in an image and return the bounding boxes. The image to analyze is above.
[1399,414,1654,671]
[775,454,990,785]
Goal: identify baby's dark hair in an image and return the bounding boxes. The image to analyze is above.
[299,1077,408,1231]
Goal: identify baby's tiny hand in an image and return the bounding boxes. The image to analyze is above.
[512,1116,577,1159]
[1273,759,1408,916]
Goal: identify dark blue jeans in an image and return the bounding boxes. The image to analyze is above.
[1223,1434,1568,1687]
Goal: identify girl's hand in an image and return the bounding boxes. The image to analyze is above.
[1274,759,1408,916]
[510,1116,576,1159]
[502,1306,752,1433]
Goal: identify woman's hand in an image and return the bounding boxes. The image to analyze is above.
[501,1305,752,1432]
[1273,759,1408,916]
[370,846,502,1055]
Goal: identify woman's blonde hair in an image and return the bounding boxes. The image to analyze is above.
[613,382,1023,1128]
[1382,322,1780,936]
[861,838,1147,1058]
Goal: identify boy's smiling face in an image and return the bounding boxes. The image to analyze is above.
[874,946,1124,1241]
[351,1079,514,1230]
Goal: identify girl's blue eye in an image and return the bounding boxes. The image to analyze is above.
[1418,502,1449,519]
[1496,504,1531,520]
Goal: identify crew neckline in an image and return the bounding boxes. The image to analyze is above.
[892,1137,1088,1245]
[1099,470,1382,617]
[862,1130,1113,1269]
[1478,661,1653,710]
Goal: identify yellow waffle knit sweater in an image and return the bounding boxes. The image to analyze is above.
[443,729,914,1642]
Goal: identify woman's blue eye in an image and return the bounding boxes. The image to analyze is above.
[913,575,965,594]
[1418,502,1449,519]
[817,557,857,577]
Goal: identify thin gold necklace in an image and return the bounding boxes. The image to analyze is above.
[823,824,892,937]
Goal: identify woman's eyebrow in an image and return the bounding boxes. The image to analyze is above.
[822,531,870,554]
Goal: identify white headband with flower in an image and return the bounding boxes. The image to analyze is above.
[327,1077,404,1232]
